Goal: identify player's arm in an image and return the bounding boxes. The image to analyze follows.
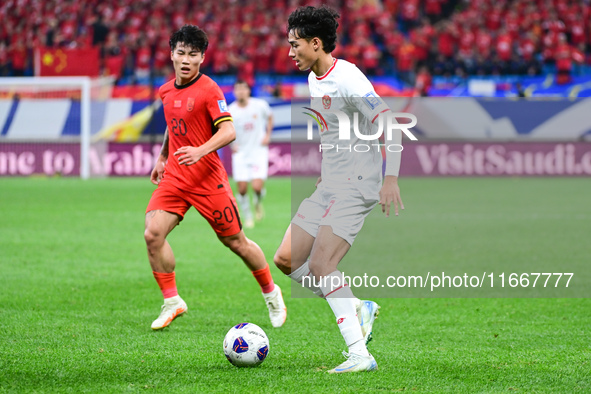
[379,116,404,217]
[151,127,169,185]
[174,120,236,166]
[261,112,274,146]
[347,73,404,217]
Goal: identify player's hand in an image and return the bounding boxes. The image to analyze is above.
[379,175,404,217]
[150,158,166,185]
[261,135,271,146]
[315,176,322,187]
[174,146,204,166]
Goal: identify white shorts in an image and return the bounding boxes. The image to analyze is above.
[232,147,269,182]
[291,183,379,245]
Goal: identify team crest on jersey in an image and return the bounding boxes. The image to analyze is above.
[218,100,228,112]
[322,95,331,109]
[187,97,194,112]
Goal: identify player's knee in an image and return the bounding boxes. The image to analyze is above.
[222,235,248,256]
[144,228,164,249]
[273,251,291,273]
[307,259,324,279]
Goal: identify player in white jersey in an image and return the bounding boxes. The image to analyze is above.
[273,6,405,373]
[229,80,274,228]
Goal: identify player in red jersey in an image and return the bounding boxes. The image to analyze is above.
[145,25,286,330]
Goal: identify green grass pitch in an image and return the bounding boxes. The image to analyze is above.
[0,177,589,392]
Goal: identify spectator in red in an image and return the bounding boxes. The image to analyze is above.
[424,0,443,24]
[360,37,381,75]
[569,15,586,46]
[0,42,9,76]
[475,27,493,59]
[436,22,457,59]
[485,3,503,32]
[495,28,513,63]
[414,66,432,96]
[517,32,539,75]
[153,39,171,77]
[10,42,27,76]
[397,39,416,86]
[541,11,566,36]
[344,36,363,66]
[212,41,232,75]
[409,25,430,65]
[134,39,151,83]
[400,0,420,33]
[504,10,520,40]
[383,30,405,62]
[555,34,574,84]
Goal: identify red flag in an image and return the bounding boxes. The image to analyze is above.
[36,47,100,76]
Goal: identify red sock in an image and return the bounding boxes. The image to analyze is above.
[252,264,276,294]
[153,271,178,299]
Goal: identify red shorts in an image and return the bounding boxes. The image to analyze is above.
[146,181,242,237]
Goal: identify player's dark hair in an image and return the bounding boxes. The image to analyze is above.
[234,79,252,90]
[169,25,209,53]
[287,6,340,53]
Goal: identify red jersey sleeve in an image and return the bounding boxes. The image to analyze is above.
[206,83,233,127]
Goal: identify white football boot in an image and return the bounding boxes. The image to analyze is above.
[244,218,255,229]
[328,351,378,373]
[357,300,381,345]
[151,295,188,330]
[262,285,287,328]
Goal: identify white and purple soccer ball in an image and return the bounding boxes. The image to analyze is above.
[223,322,269,367]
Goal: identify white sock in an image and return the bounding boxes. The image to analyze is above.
[320,270,368,357]
[254,188,265,206]
[236,193,252,221]
[288,260,324,297]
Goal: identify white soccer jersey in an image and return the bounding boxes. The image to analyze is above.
[229,98,272,153]
[307,59,392,198]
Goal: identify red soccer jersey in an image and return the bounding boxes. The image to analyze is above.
[158,74,233,194]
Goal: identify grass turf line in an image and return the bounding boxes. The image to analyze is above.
[0,177,589,392]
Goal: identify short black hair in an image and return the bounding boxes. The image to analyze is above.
[234,79,251,90]
[287,6,340,53]
[169,25,209,53]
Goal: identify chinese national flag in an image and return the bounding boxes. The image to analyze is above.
[37,47,100,76]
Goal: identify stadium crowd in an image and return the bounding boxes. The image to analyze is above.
[1,0,590,85]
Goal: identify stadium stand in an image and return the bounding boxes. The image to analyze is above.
[1,0,590,96]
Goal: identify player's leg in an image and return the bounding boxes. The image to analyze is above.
[232,152,254,228]
[275,187,329,296]
[144,208,188,330]
[192,188,286,327]
[251,178,265,221]
[236,180,254,229]
[273,224,323,297]
[251,147,268,222]
[219,230,287,328]
[308,226,376,373]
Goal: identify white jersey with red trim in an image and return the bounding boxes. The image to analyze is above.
[308,59,391,198]
[229,97,272,154]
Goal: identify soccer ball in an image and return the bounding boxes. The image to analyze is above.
[223,322,269,367]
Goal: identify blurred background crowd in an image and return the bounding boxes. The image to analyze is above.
[1,0,591,89]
